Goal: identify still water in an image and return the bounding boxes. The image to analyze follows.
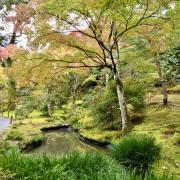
[0,117,10,133]
[30,128,107,155]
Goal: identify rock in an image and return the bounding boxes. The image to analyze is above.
[162,166,168,170]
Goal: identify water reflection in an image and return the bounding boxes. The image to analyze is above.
[30,128,107,155]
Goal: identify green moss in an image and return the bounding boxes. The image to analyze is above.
[6,130,23,141]
[80,129,123,143]
[168,84,180,91]
[30,134,45,144]
[29,110,43,118]
[62,102,73,111]
[133,94,180,177]
[3,111,15,118]
[75,100,83,106]
[2,110,67,149]
[172,132,180,146]
[53,109,65,116]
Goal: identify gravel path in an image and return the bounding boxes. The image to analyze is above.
[0,117,10,132]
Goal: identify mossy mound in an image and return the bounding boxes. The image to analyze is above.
[79,128,123,144]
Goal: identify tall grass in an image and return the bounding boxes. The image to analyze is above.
[0,150,174,180]
[0,150,124,180]
[109,133,161,174]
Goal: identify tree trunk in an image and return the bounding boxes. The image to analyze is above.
[47,103,52,117]
[46,88,52,117]
[7,98,11,118]
[162,80,168,106]
[10,115,13,124]
[114,71,130,131]
[2,102,3,117]
[105,72,109,86]
[0,98,2,116]
[72,76,78,104]
[110,106,114,130]
[1,101,3,117]
[156,60,168,105]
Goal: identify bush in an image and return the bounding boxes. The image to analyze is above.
[0,150,174,180]
[6,130,23,141]
[124,80,146,112]
[30,134,45,145]
[93,81,117,123]
[15,96,34,119]
[69,106,95,129]
[15,105,31,119]
[110,133,161,174]
[38,96,55,117]
[0,140,10,153]
[39,99,50,116]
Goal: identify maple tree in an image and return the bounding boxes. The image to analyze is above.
[32,0,174,130]
[0,1,32,116]
[135,25,170,105]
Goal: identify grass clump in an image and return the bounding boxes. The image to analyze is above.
[0,149,174,180]
[0,150,124,180]
[6,130,23,141]
[110,133,161,174]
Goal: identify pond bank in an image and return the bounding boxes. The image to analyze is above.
[1,116,111,153]
[28,128,108,155]
[22,124,110,153]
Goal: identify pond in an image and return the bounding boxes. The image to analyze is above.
[0,117,10,133]
[30,128,108,155]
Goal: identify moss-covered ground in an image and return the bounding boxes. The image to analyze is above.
[133,94,180,177]
[1,110,66,149]
[1,93,179,178]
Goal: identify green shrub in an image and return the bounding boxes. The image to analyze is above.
[6,130,23,141]
[38,97,55,117]
[93,81,118,123]
[0,150,174,180]
[81,94,94,108]
[0,140,10,153]
[15,105,29,119]
[15,96,35,119]
[110,133,161,174]
[124,80,146,112]
[68,106,95,129]
[30,134,45,145]
[39,100,49,116]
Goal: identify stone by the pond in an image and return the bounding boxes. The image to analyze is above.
[162,166,168,170]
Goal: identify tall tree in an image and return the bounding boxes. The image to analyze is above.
[33,0,173,130]
[0,1,32,116]
[135,25,170,105]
